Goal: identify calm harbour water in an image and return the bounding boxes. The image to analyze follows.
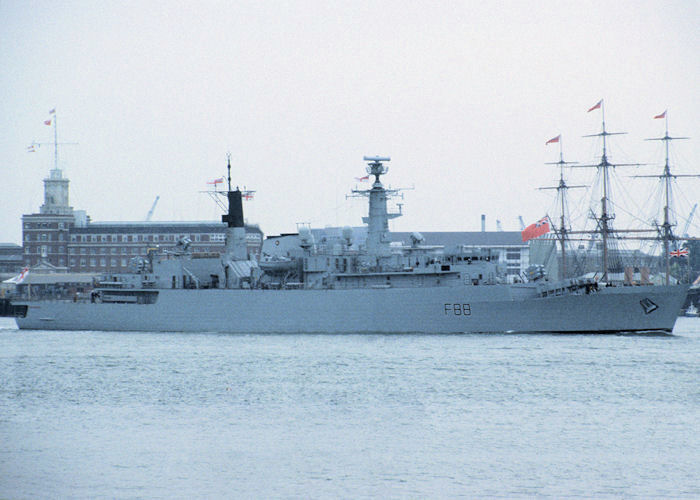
[1,317,699,498]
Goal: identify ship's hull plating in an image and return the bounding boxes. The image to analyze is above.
[15,285,687,333]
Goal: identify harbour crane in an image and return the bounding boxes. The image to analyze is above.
[145,196,160,221]
[681,203,697,238]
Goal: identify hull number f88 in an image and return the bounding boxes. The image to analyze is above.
[444,303,471,316]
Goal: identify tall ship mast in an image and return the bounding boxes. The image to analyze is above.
[635,111,698,284]
[574,100,642,282]
[540,135,584,279]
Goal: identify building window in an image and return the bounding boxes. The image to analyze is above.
[80,258,86,266]
[41,234,47,241]
[110,258,116,267]
[100,258,106,266]
[121,258,127,267]
[80,248,87,255]
[25,234,30,241]
[100,248,106,254]
[58,246,64,253]
[70,258,76,267]
[91,235,97,242]
[59,222,65,229]
[70,235,77,242]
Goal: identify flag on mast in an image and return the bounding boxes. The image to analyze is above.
[545,135,560,145]
[355,175,369,182]
[521,217,550,242]
[654,110,667,119]
[44,119,52,126]
[49,108,56,114]
[669,248,689,258]
[207,177,224,185]
[587,99,603,112]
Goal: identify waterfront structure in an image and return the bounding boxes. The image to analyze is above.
[0,244,23,274]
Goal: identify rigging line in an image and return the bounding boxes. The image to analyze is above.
[613,171,648,219]
[607,196,655,227]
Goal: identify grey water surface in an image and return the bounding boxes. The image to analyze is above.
[1,317,699,498]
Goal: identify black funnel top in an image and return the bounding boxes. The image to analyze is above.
[222,189,244,228]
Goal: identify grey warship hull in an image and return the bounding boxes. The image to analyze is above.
[15,284,687,334]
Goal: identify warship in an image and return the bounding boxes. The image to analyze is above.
[10,155,688,333]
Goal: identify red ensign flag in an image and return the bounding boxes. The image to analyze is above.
[522,217,550,242]
[588,99,603,112]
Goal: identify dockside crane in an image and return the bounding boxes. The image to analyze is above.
[145,196,160,222]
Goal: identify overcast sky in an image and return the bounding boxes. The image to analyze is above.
[1,0,698,245]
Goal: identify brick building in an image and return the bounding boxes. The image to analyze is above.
[22,167,262,273]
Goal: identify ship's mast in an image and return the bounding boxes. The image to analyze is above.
[348,156,403,255]
[577,100,639,282]
[637,111,696,285]
[540,136,584,278]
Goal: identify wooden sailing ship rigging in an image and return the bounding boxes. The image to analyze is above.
[540,101,698,284]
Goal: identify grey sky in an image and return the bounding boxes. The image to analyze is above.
[1,0,698,245]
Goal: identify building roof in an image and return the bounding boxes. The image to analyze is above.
[71,221,263,234]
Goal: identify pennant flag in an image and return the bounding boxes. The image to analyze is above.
[587,99,603,112]
[49,108,56,114]
[546,135,560,145]
[26,145,36,153]
[669,248,689,258]
[206,177,224,185]
[654,110,666,119]
[355,175,369,182]
[243,193,254,200]
[44,119,52,126]
[522,217,550,242]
